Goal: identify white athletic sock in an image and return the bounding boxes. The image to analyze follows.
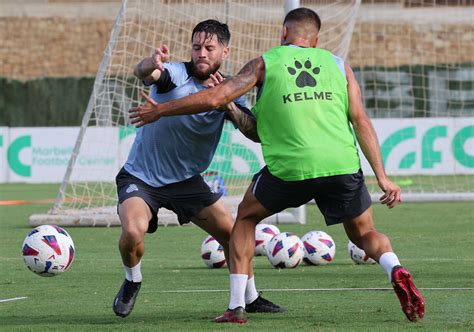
[379,252,401,282]
[245,276,259,305]
[124,261,142,283]
[228,274,247,310]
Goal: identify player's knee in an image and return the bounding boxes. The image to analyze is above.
[120,217,147,244]
[354,230,391,251]
[347,227,372,248]
[369,231,391,247]
[199,218,232,246]
[236,204,260,224]
[121,227,145,246]
[236,202,246,217]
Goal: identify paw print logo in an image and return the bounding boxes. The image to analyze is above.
[287,59,321,88]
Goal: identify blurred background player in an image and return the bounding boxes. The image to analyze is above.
[129,8,425,324]
[113,19,284,318]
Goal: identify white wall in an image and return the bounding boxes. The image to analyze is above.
[0,118,473,183]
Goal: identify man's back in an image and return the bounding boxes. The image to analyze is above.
[252,46,360,181]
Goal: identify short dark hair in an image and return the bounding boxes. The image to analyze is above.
[284,7,321,31]
[192,19,231,46]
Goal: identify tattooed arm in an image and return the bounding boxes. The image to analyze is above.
[207,72,260,143]
[225,103,260,142]
[129,57,265,127]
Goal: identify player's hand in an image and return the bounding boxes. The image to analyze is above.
[208,72,225,88]
[129,91,162,127]
[208,72,234,111]
[151,44,170,72]
[378,177,401,209]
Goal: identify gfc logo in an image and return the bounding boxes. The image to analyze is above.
[381,125,474,169]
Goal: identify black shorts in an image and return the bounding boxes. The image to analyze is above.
[116,168,222,232]
[252,167,371,226]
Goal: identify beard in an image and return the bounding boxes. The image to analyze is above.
[191,59,222,80]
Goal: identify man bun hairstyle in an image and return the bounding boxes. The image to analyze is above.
[284,7,321,31]
[192,19,231,46]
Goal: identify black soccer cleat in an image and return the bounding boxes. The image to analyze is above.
[245,293,287,313]
[113,279,141,318]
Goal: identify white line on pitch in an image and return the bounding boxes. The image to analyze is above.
[0,297,28,303]
[1,257,474,262]
[150,287,474,294]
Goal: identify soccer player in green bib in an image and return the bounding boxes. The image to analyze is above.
[129,7,425,324]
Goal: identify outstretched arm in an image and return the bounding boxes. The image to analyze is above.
[345,63,401,208]
[133,45,170,84]
[129,57,264,127]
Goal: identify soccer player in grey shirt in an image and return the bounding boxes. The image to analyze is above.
[113,19,284,318]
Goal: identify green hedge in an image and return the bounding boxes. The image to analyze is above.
[1,63,472,126]
[0,77,94,126]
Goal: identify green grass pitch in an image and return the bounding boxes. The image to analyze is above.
[0,184,473,331]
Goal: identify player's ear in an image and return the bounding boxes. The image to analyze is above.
[222,46,229,60]
[281,25,288,45]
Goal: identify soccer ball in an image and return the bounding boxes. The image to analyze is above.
[200,235,226,268]
[22,224,75,277]
[255,223,280,256]
[347,241,376,264]
[301,230,336,266]
[266,232,304,269]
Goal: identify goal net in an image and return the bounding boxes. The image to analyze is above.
[29,0,362,227]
